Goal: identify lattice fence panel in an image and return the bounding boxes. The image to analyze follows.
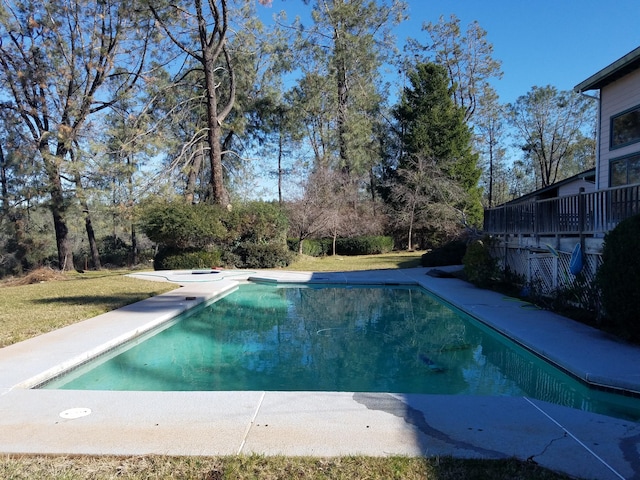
[528,253,555,294]
[504,248,529,279]
[494,245,602,310]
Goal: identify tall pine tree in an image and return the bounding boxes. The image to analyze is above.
[394,62,483,226]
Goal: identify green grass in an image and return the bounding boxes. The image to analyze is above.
[0,269,176,348]
[0,258,574,479]
[285,251,425,271]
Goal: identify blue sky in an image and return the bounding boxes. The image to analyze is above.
[260,0,640,104]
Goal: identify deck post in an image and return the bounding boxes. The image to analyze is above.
[578,188,586,256]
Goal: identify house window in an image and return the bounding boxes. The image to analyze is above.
[610,153,640,186]
[611,105,640,149]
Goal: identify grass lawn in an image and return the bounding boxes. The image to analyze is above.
[284,250,425,272]
[0,269,177,348]
[0,256,573,479]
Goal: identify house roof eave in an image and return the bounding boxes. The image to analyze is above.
[574,46,640,93]
[500,168,596,207]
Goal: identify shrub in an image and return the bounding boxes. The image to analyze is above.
[140,200,288,249]
[99,235,130,267]
[421,240,467,267]
[335,236,394,255]
[223,202,289,244]
[154,248,222,270]
[463,238,499,288]
[139,201,227,249]
[288,238,333,257]
[596,214,640,341]
[233,242,294,268]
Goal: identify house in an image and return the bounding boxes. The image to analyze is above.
[483,46,640,295]
[574,46,640,192]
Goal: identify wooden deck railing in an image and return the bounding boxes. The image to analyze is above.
[483,184,640,236]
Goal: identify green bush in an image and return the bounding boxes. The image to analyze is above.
[335,236,394,255]
[99,235,130,267]
[139,201,227,249]
[141,200,292,270]
[154,248,222,270]
[288,238,333,257]
[596,214,640,341]
[224,202,289,244]
[140,200,288,250]
[421,240,467,267]
[232,242,294,268]
[462,238,499,288]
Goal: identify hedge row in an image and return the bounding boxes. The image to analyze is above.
[287,238,333,257]
[232,242,294,269]
[155,243,294,270]
[336,236,394,255]
[154,248,222,270]
[289,236,394,257]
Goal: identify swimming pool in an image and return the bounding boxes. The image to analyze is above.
[42,282,640,420]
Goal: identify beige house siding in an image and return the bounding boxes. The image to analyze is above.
[599,68,640,188]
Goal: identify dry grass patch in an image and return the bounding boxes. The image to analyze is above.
[0,455,572,480]
[1,267,68,286]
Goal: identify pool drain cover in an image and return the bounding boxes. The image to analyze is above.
[59,407,92,419]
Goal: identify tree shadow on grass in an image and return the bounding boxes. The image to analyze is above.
[397,257,423,268]
[31,293,157,307]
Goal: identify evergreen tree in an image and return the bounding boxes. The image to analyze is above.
[0,0,154,270]
[296,0,406,175]
[474,85,509,208]
[394,62,483,226]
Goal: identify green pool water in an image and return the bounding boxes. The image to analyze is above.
[43,283,640,420]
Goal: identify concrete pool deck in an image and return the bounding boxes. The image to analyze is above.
[0,267,639,479]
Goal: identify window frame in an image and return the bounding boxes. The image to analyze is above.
[610,104,640,150]
[610,152,640,187]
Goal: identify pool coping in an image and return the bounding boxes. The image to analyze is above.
[0,267,639,479]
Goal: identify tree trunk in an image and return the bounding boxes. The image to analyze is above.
[74,172,101,270]
[0,144,7,214]
[198,0,234,207]
[336,53,349,175]
[82,207,101,270]
[205,119,229,206]
[130,222,138,266]
[44,157,74,271]
[278,130,284,205]
[201,53,231,206]
[51,202,73,271]
[407,197,416,251]
[185,143,204,204]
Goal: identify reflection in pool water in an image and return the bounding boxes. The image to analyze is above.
[43,283,640,420]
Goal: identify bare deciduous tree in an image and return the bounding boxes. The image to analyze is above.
[388,155,465,250]
[508,85,596,189]
[408,14,502,122]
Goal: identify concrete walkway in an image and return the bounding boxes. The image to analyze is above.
[1,267,639,479]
